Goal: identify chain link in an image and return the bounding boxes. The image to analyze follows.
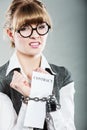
[21,95,61,111]
[28,95,54,102]
[21,95,54,103]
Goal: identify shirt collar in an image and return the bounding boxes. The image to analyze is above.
[41,54,56,75]
[6,52,22,76]
[6,52,56,76]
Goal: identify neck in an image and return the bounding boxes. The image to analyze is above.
[16,51,41,76]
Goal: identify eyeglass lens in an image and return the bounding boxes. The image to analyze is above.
[17,22,50,38]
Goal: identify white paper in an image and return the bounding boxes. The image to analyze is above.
[24,71,54,129]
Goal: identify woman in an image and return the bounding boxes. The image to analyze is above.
[0,0,76,129]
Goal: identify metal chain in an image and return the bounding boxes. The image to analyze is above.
[25,95,55,102]
[21,95,61,110]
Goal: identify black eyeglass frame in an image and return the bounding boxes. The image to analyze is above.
[16,22,51,38]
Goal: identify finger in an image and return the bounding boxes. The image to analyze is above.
[27,73,32,81]
[13,71,27,84]
[10,81,30,96]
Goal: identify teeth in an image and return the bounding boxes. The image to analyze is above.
[29,42,40,48]
[30,42,39,46]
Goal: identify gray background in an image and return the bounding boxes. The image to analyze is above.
[0,0,86,130]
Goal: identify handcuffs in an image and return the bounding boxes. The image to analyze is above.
[21,94,61,112]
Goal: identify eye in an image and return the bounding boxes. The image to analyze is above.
[19,26,29,31]
[38,24,45,29]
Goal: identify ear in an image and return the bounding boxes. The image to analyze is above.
[6,29,14,41]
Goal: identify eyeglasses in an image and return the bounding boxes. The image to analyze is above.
[16,22,50,38]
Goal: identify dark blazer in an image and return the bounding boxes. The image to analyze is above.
[0,61,73,130]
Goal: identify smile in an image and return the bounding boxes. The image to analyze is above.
[29,42,41,48]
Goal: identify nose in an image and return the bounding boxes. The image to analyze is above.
[30,29,39,38]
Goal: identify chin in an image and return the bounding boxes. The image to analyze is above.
[27,52,41,57]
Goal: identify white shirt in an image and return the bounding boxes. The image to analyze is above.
[0,52,76,130]
[0,92,29,130]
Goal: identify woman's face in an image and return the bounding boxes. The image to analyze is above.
[12,23,48,57]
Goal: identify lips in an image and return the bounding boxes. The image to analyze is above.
[29,42,40,48]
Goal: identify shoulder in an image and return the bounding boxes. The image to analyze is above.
[0,62,10,93]
[0,61,9,77]
[50,63,70,74]
[49,63,73,87]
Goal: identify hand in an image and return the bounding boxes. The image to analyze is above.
[10,68,50,96]
[10,71,31,97]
